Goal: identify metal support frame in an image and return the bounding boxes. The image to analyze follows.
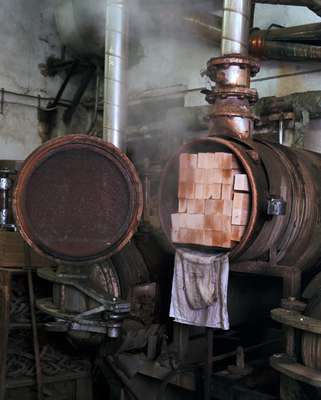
[36,266,130,338]
[48,61,79,110]
[0,270,11,400]
[230,261,305,400]
[63,65,96,124]
[230,261,302,298]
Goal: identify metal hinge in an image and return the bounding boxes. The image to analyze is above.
[267,197,286,216]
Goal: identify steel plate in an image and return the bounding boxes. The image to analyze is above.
[13,135,143,264]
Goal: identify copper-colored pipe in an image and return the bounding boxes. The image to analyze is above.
[253,22,321,43]
[182,12,321,62]
[182,14,321,45]
[251,36,321,61]
[204,0,259,140]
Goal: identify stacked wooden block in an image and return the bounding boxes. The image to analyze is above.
[171,152,251,249]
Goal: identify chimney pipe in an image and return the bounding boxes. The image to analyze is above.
[205,0,260,140]
[221,0,252,56]
[103,0,129,151]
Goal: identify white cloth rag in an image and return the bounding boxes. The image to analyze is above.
[170,249,229,330]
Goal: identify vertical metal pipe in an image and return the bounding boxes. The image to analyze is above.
[221,0,252,56]
[208,0,258,140]
[103,0,129,151]
[0,173,12,228]
[279,119,284,145]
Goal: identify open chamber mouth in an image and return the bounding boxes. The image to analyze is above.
[159,137,254,256]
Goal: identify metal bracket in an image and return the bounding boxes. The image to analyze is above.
[37,267,130,338]
[37,267,129,313]
[267,197,286,216]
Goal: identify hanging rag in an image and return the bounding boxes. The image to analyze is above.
[169,248,229,330]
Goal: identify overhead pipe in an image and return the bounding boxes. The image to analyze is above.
[250,21,321,61]
[103,0,129,151]
[250,36,321,61]
[255,0,321,17]
[252,22,321,43]
[182,14,321,45]
[182,12,321,63]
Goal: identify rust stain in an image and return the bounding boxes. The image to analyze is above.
[13,135,143,265]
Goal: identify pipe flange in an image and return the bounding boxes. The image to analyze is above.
[209,107,256,120]
[205,87,258,104]
[210,112,255,120]
[207,55,260,77]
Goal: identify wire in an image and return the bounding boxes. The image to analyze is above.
[252,67,321,83]
[129,67,321,103]
[0,94,71,111]
[1,101,40,110]
[2,88,72,104]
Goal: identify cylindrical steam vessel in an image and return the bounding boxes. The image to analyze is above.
[160,0,321,274]
[160,136,321,271]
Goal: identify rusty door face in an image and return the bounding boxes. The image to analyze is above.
[13,135,143,265]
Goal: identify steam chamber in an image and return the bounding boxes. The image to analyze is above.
[159,1,321,396]
[160,13,321,275]
[160,135,321,272]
